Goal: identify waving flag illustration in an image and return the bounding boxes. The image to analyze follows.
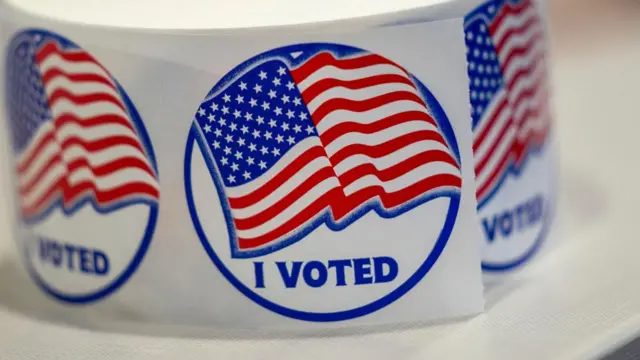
[5,32,159,222]
[465,0,551,207]
[193,44,461,258]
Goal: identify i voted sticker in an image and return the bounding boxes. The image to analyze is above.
[4,29,160,302]
[185,42,463,322]
[465,0,554,271]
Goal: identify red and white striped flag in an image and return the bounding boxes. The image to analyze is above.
[466,0,551,206]
[194,48,461,257]
[7,37,159,220]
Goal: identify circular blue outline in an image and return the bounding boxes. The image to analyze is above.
[183,43,461,322]
[8,29,160,304]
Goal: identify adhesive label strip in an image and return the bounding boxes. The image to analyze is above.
[0,0,555,328]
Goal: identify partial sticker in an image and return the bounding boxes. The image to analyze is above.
[4,29,160,302]
[465,0,554,271]
[185,43,462,321]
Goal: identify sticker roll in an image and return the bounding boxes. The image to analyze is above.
[0,0,556,329]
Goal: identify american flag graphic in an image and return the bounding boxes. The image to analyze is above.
[193,45,461,258]
[5,31,159,221]
[465,0,551,207]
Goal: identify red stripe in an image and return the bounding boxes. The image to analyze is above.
[22,180,159,218]
[334,174,461,220]
[477,150,512,201]
[20,155,155,195]
[237,172,460,249]
[41,67,115,90]
[17,114,136,171]
[300,74,415,104]
[488,0,533,35]
[19,153,63,194]
[290,51,407,85]
[312,91,426,126]
[227,146,331,209]
[496,31,544,72]
[492,13,540,52]
[329,130,450,168]
[53,113,135,132]
[473,96,509,152]
[510,75,546,123]
[474,117,514,174]
[232,167,336,231]
[514,101,549,138]
[237,188,342,249]
[47,88,125,111]
[338,150,460,188]
[476,120,550,202]
[17,129,56,173]
[235,149,460,234]
[320,111,437,146]
[18,131,144,173]
[35,41,104,69]
[505,52,545,94]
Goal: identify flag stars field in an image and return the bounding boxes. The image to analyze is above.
[195,60,319,189]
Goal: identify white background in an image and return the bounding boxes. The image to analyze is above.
[0,0,640,359]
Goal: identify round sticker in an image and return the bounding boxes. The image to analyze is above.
[4,29,160,302]
[465,0,555,271]
[185,42,462,321]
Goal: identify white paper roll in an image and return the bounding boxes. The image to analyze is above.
[0,0,555,329]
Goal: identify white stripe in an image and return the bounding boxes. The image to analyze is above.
[16,122,55,165]
[513,86,546,125]
[324,120,442,157]
[518,112,549,140]
[225,137,327,197]
[22,165,158,207]
[492,6,539,46]
[343,161,460,196]
[473,94,512,161]
[231,157,338,219]
[67,167,158,190]
[43,76,119,100]
[501,39,546,84]
[496,23,543,67]
[234,177,339,239]
[55,121,138,143]
[19,142,151,188]
[316,100,431,135]
[473,90,507,139]
[508,61,545,101]
[297,63,409,92]
[333,140,456,176]
[62,143,151,168]
[20,164,65,206]
[50,98,131,121]
[17,119,139,166]
[507,55,545,101]
[306,82,418,113]
[38,53,112,83]
[476,126,517,185]
[18,141,60,186]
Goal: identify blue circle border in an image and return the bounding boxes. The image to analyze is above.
[183,42,462,322]
[10,29,160,304]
